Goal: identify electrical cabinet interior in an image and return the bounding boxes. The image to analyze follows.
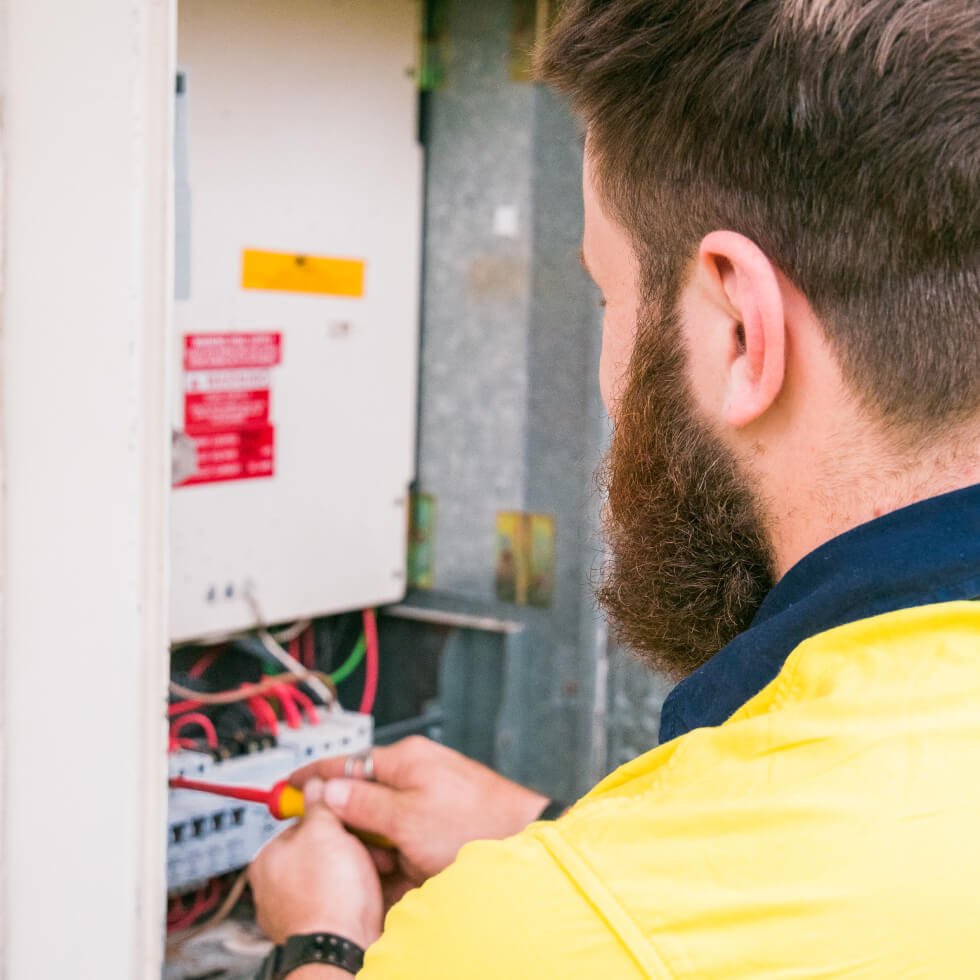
[171,0,423,641]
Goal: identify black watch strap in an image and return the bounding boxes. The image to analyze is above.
[273,932,365,978]
[537,798,569,821]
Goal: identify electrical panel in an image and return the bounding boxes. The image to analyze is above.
[171,0,423,641]
[168,709,372,893]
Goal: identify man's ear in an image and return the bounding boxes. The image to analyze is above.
[695,231,787,428]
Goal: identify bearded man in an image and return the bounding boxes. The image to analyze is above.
[249,1,980,976]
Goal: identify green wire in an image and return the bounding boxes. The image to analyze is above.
[329,633,367,685]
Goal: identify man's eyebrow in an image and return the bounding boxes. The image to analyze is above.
[578,248,594,278]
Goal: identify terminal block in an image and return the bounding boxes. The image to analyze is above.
[167,709,371,893]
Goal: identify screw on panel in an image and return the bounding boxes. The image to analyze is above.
[206,586,217,603]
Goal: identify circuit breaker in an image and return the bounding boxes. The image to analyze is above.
[171,0,423,641]
[167,710,372,892]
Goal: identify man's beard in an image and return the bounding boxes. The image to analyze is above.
[597,296,776,681]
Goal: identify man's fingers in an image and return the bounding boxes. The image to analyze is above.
[305,777,402,844]
[291,755,349,786]
[290,738,433,789]
[366,844,398,876]
[300,778,347,829]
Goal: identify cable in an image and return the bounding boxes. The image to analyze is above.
[166,870,249,950]
[273,684,303,729]
[247,694,279,736]
[167,880,222,934]
[171,617,312,651]
[301,626,316,670]
[359,609,379,715]
[329,633,367,686]
[256,628,333,705]
[168,672,336,713]
[271,618,312,644]
[243,587,332,704]
[170,713,219,749]
[289,685,320,725]
[187,648,221,680]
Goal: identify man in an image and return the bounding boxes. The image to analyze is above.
[250,0,980,975]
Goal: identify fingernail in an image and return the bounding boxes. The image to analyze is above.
[304,777,325,809]
[323,779,352,810]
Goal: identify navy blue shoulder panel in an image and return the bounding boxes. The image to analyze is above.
[659,483,980,744]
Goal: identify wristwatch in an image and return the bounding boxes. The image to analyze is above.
[256,932,365,978]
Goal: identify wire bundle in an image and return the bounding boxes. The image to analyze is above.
[168,609,379,751]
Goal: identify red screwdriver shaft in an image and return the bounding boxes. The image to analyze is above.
[169,776,272,806]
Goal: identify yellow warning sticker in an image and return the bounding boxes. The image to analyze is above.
[241,249,365,298]
[494,511,555,608]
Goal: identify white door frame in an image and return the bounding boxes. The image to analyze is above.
[0,0,174,975]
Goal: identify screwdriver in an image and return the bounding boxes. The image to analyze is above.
[169,776,394,848]
[170,776,305,819]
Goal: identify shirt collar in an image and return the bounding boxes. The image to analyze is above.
[659,483,980,744]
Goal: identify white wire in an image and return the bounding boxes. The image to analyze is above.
[171,618,311,650]
[256,627,333,705]
[270,618,312,643]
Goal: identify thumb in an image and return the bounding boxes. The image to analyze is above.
[301,778,344,826]
[316,778,401,844]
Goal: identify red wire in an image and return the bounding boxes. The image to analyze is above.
[167,879,222,933]
[289,685,320,725]
[245,697,267,733]
[274,684,303,729]
[170,712,219,749]
[169,698,205,717]
[187,648,220,680]
[289,637,301,669]
[247,694,279,736]
[359,609,379,715]
[301,627,316,670]
[168,675,308,717]
[167,888,205,933]
[167,894,188,924]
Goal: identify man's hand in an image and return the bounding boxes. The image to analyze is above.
[248,779,383,948]
[291,737,549,890]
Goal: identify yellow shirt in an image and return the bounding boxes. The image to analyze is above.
[363,602,980,977]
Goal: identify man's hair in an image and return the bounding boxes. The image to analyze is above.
[539,0,979,431]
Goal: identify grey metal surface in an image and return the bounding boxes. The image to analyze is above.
[417,0,673,800]
[607,653,675,770]
[384,588,525,634]
[417,0,535,598]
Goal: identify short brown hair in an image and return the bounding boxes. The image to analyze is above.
[539,0,980,431]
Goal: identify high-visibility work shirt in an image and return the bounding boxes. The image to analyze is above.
[362,485,980,978]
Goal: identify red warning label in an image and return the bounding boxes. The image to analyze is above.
[184,332,282,371]
[177,332,281,488]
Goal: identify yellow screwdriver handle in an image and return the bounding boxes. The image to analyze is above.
[269,781,305,820]
[269,780,395,850]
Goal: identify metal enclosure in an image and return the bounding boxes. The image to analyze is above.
[171,0,423,641]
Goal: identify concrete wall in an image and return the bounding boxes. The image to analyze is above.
[416,0,670,798]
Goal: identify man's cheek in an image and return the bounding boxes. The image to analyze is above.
[599,322,635,416]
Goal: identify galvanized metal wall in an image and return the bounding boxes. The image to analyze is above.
[417,0,670,799]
